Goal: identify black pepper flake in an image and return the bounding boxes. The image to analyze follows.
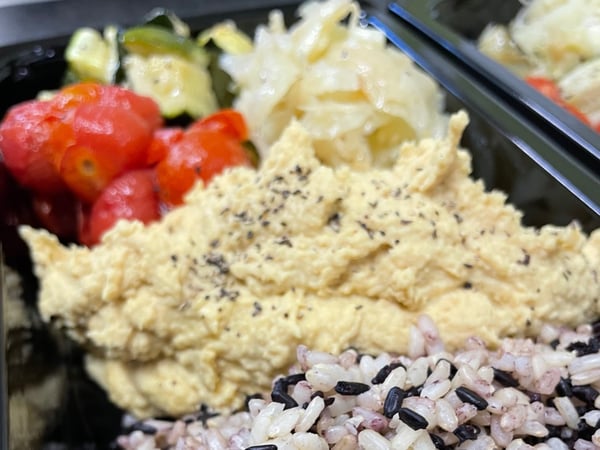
[372,362,406,385]
[219,288,239,301]
[245,445,278,450]
[334,381,370,396]
[170,254,178,263]
[247,231,254,240]
[517,250,531,266]
[397,407,428,430]
[209,239,220,248]
[550,339,560,349]
[462,281,472,289]
[455,386,488,410]
[463,263,473,269]
[252,302,262,317]
[276,236,293,247]
[453,213,463,224]
[453,424,480,442]
[383,386,407,418]
[327,212,341,232]
[358,221,374,239]
[400,219,412,225]
[234,211,250,222]
[205,253,229,274]
[493,368,519,387]
[355,305,363,310]
[261,221,270,227]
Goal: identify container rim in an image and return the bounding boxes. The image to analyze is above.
[388,0,600,169]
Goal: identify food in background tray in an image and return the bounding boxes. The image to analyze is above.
[478,0,600,131]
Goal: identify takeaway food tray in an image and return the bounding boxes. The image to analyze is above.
[388,0,600,173]
[1,1,599,449]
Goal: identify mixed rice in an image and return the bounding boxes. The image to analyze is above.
[116,316,600,450]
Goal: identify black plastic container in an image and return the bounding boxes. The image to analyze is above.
[388,0,600,175]
[1,1,599,449]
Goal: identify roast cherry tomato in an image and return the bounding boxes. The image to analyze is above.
[146,127,184,166]
[0,100,69,193]
[51,83,163,131]
[81,169,161,246]
[97,85,163,131]
[525,76,591,125]
[59,103,154,202]
[155,129,251,206]
[190,109,249,141]
[50,82,105,113]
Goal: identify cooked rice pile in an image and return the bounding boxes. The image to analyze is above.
[116,316,600,450]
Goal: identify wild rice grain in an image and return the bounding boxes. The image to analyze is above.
[383,387,407,418]
[398,407,429,430]
[429,433,447,450]
[455,387,489,411]
[334,381,370,396]
[372,362,405,385]
[117,319,600,450]
[453,424,480,442]
[571,385,599,406]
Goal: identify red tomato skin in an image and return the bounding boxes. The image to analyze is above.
[0,100,69,193]
[98,85,163,131]
[83,169,161,246]
[59,103,155,203]
[146,127,184,166]
[155,129,251,206]
[51,83,163,131]
[190,109,249,141]
[50,82,105,113]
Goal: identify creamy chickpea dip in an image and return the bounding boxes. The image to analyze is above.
[21,113,600,418]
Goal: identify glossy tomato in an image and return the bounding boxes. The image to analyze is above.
[81,169,161,246]
[155,128,251,206]
[190,109,248,141]
[0,100,69,193]
[59,103,155,203]
[146,127,184,166]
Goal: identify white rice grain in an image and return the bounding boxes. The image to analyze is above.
[357,429,391,450]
